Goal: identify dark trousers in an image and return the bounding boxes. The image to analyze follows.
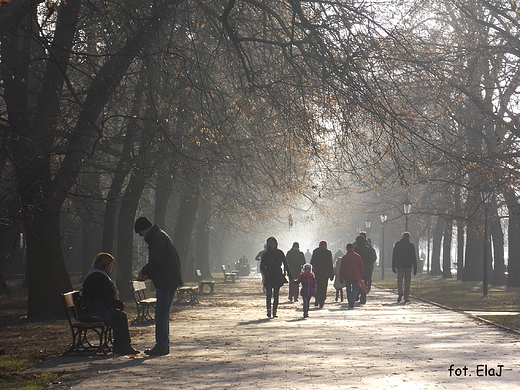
[265,285,280,314]
[288,282,299,301]
[315,277,329,307]
[345,281,359,307]
[364,262,375,292]
[302,294,311,316]
[107,309,131,348]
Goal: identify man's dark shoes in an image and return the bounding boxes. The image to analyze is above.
[144,346,169,356]
[397,294,402,303]
[113,346,140,355]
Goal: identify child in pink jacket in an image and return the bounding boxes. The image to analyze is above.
[294,263,317,318]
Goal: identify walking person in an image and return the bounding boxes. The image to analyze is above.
[354,235,376,304]
[134,217,184,356]
[310,240,334,309]
[286,242,306,302]
[260,237,293,318]
[333,257,345,302]
[356,232,377,293]
[81,253,139,355]
[339,244,365,309]
[255,244,267,274]
[304,249,312,263]
[392,232,418,303]
[294,263,317,318]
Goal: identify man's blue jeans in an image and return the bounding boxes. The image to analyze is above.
[155,288,175,350]
[345,280,359,307]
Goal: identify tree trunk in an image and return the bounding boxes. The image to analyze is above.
[101,78,144,254]
[155,174,174,229]
[442,218,453,278]
[114,97,159,300]
[456,219,465,280]
[24,201,72,319]
[430,217,444,275]
[195,186,212,278]
[115,171,147,301]
[76,170,105,279]
[503,187,520,287]
[490,213,506,286]
[463,204,484,281]
[173,176,200,282]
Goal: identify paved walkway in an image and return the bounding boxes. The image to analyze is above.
[31,274,520,389]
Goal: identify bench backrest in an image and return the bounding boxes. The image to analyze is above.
[131,280,149,303]
[195,269,202,281]
[221,264,227,273]
[132,280,146,292]
[61,291,81,324]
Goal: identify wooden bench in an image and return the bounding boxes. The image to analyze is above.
[196,269,215,294]
[227,263,240,278]
[221,264,236,283]
[130,280,156,322]
[175,285,199,305]
[61,291,112,354]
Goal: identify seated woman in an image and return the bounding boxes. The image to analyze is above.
[81,253,139,355]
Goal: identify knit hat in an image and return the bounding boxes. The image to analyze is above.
[134,217,152,233]
[292,242,299,249]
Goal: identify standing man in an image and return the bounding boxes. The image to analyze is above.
[310,240,334,309]
[392,232,417,303]
[135,217,183,356]
[286,242,306,302]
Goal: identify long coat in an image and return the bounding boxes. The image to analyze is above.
[141,224,184,290]
[286,248,306,276]
[310,247,334,282]
[392,238,417,272]
[261,248,292,288]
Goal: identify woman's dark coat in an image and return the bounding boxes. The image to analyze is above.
[261,245,293,288]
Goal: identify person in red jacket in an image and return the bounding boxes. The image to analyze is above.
[340,243,365,309]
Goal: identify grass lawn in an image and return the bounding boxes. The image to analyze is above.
[373,271,520,331]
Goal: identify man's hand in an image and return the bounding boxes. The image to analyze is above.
[135,273,148,281]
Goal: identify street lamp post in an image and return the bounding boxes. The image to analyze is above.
[480,187,493,296]
[403,197,412,231]
[380,214,388,279]
[365,219,372,237]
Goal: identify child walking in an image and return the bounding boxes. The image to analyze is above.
[294,263,317,318]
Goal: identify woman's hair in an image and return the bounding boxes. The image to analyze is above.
[92,253,115,269]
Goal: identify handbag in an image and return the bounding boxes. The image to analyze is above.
[79,300,112,322]
[358,279,367,293]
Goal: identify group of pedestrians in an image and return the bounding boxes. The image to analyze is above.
[259,231,418,318]
[258,236,362,318]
